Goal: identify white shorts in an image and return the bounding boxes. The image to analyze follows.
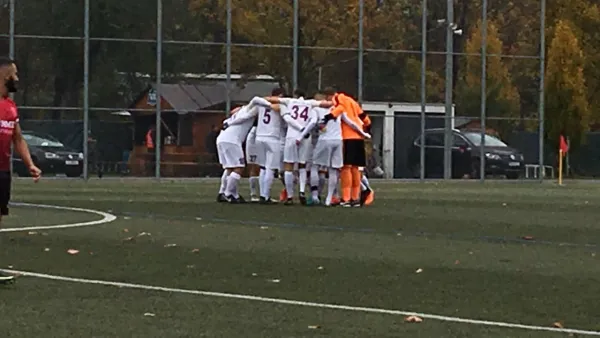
[283,137,312,164]
[256,138,282,170]
[245,139,259,165]
[217,141,245,169]
[312,139,343,169]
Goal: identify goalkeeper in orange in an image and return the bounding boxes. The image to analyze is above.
[321,87,372,207]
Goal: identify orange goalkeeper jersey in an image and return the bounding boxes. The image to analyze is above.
[329,93,365,140]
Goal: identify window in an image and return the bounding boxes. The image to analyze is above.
[453,134,468,147]
[22,134,64,147]
[425,133,444,146]
[462,132,508,147]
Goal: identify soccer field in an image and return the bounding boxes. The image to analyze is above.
[0,179,599,337]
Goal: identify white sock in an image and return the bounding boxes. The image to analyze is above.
[310,169,320,200]
[249,176,259,197]
[225,172,241,198]
[298,168,307,194]
[259,168,266,197]
[326,169,338,205]
[263,170,275,199]
[219,170,229,194]
[361,175,371,191]
[318,172,326,196]
[284,171,294,198]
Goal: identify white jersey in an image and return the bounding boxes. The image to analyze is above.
[314,107,342,141]
[279,97,320,139]
[217,105,257,145]
[246,126,257,143]
[256,105,283,140]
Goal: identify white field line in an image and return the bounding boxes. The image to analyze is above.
[2,203,600,336]
[0,203,116,232]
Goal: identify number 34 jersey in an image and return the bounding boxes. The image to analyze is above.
[279,98,319,140]
[256,106,284,141]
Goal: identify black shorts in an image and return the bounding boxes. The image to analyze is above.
[0,171,11,216]
[342,139,366,167]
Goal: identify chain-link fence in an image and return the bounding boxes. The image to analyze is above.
[4,0,579,181]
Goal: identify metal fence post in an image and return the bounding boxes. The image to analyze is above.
[292,0,299,91]
[155,0,163,179]
[83,0,90,180]
[479,0,487,182]
[225,0,232,115]
[538,0,546,182]
[8,0,14,174]
[443,0,454,180]
[358,0,364,102]
[419,0,427,181]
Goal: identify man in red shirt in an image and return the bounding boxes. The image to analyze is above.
[0,57,41,283]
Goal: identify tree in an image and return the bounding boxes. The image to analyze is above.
[456,18,520,134]
[545,19,590,149]
[189,0,442,100]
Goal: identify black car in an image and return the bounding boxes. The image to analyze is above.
[407,128,524,179]
[13,131,83,177]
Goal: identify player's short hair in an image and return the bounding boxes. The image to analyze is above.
[293,88,306,98]
[271,87,285,96]
[0,57,16,68]
[323,86,336,96]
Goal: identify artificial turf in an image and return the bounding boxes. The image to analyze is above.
[0,178,598,337]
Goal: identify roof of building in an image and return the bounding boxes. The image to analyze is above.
[131,78,280,114]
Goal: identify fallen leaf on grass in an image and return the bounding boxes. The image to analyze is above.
[317,266,324,270]
[268,279,280,283]
[522,236,534,241]
[592,253,596,257]
[41,232,48,236]
[67,249,79,255]
[191,249,200,253]
[260,226,269,230]
[454,260,460,265]
[44,248,50,252]
[137,232,151,237]
[186,265,195,269]
[123,216,131,220]
[251,273,258,277]
[164,244,177,248]
[405,315,423,323]
[415,268,423,274]
[195,217,202,221]
[308,325,320,329]
[8,265,12,268]
[28,231,37,235]
[123,237,135,242]
[552,321,564,328]
[143,313,155,317]
[123,229,129,233]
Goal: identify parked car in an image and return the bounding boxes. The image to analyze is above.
[407,128,524,179]
[13,131,83,177]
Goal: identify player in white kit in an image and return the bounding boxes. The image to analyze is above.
[301,92,370,206]
[216,102,258,203]
[249,89,290,204]
[267,89,329,205]
[245,122,260,202]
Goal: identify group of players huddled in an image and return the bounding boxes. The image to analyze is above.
[215,87,374,207]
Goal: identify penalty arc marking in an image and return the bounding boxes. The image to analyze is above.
[2,203,600,336]
[0,202,117,233]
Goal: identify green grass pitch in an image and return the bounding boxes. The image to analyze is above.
[0,178,599,337]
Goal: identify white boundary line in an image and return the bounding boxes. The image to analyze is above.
[0,203,117,232]
[1,204,599,336]
[1,269,599,336]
